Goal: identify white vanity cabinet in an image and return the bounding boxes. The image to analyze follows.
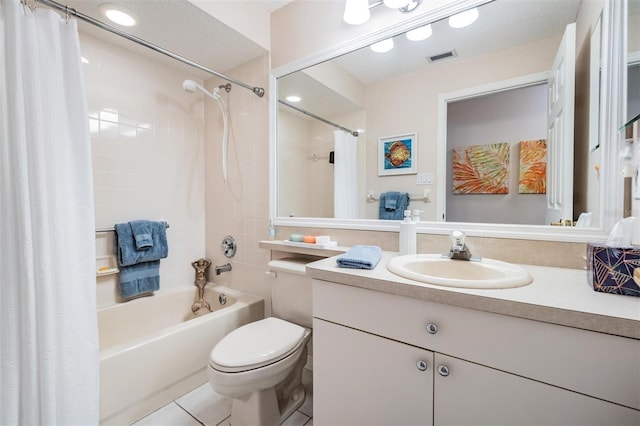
[312,279,640,426]
[314,318,434,425]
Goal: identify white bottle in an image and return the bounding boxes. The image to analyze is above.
[399,209,417,255]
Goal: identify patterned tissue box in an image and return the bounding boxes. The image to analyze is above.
[587,243,640,297]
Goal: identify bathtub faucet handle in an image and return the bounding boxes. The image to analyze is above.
[215,263,232,275]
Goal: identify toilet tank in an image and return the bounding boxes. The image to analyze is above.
[268,258,313,328]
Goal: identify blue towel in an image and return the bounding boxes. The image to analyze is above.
[336,245,382,270]
[114,220,168,298]
[118,260,160,298]
[130,220,153,249]
[379,192,410,220]
[115,221,168,266]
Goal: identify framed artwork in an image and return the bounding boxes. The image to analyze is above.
[378,133,417,176]
[519,139,547,194]
[452,142,510,194]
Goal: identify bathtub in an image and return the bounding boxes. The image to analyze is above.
[98,284,264,425]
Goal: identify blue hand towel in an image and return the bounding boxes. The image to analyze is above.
[114,220,168,299]
[115,221,168,267]
[379,192,410,220]
[336,245,382,270]
[130,220,154,249]
[118,260,160,298]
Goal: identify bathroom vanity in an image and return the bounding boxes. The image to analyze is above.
[307,252,640,425]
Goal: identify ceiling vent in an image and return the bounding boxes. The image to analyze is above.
[427,49,458,63]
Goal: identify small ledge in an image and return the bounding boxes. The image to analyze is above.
[259,240,348,258]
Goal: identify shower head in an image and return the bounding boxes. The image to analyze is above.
[182,79,216,98]
[182,79,198,93]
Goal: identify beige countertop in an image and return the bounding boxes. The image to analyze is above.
[306,252,640,340]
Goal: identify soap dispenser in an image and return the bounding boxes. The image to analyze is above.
[399,209,417,255]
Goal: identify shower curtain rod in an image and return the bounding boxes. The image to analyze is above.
[278,100,359,137]
[33,0,265,97]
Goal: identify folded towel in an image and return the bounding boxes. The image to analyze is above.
[384,196,397,211]
[336,245,382,270]
[130,220,154,249]
[115,221,168,267]
[118,260,160,298]
[379,192,410,220]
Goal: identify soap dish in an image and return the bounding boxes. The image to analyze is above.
[96,255,119,276]
[282,240,338,249]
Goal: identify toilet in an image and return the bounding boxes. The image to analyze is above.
[208,258,312,426]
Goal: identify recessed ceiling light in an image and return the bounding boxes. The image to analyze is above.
[406,24,432,41]
[286,95,301,102]
[448,7,478,29]
[370,38,394,53]
[98,4,139,27]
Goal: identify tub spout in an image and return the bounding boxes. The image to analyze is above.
[191,258,212,314]
[215,263,232,275]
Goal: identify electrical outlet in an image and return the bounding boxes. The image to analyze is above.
[416,173,433,185]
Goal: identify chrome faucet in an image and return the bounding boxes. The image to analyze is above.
[444,230,479,261]
[214,263,232,275]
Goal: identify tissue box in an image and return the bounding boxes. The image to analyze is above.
[587,243,640,297]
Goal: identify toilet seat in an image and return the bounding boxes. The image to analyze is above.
[210,317,306,373]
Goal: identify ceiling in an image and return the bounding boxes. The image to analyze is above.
[50,0,290,79]
[334,0,581,85]
[277,0,581,120]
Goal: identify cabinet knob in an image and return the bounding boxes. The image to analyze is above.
[426,323,438,334]
[416,360,428,371]
[438,365,450,377]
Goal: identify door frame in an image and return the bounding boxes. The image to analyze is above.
[436,71,550,222]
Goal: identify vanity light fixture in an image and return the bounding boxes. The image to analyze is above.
[344,0,422,25]
[370,38,394,53]
[406,24,432,41]
[98,4,139,27]
[448,7,479,29]
[285,95,302,102]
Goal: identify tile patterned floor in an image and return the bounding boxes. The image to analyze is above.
[133,369,313,426]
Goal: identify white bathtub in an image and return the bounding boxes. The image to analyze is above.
[98,284,264,425]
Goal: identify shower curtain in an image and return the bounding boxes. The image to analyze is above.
[334,130,358,218]
[0,0,99,424]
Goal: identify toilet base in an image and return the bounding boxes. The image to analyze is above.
[228,345,309,426]
[229,384,306,426]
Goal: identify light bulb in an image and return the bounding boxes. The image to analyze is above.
[370,38,394,53]
[406,24,432,41]
[383,0,410,8]
[343,0,370,25]
[448,7,479,29]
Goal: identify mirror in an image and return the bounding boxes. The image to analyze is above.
[273,0,630,240]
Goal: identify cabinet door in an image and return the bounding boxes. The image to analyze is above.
[314,318,434,426]
[434,353,640,426]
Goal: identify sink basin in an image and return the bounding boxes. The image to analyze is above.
[387,254,533,289]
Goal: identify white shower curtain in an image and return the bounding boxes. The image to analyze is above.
[334,130,358,219]
[0,0,99,424]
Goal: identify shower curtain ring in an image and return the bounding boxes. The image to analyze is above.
[21,0,36,12]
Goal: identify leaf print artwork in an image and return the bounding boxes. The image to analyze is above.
[519,139,547,194]
[452,143,510,194]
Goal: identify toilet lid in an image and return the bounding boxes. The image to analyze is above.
[210,317,306,370]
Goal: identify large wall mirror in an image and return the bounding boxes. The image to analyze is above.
[272,0,634,242]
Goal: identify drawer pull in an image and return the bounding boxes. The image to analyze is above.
[416,360,428,371]
[438,365,450,377]
[426,323,438,334]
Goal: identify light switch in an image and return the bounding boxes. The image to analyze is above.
[416,173,433,185]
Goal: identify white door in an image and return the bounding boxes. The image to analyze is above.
[313,318,434,426]
[546,22,576,224]
[434,353,640,426]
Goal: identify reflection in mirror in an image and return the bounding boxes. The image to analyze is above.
[275,0,627,237]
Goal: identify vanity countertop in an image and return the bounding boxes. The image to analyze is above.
[306,252,640,340]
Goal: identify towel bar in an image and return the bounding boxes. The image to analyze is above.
[366,190,430,204]
[95,223,170,234]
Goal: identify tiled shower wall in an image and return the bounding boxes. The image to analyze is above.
[203,54,274,313]
[82,33,207,308]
